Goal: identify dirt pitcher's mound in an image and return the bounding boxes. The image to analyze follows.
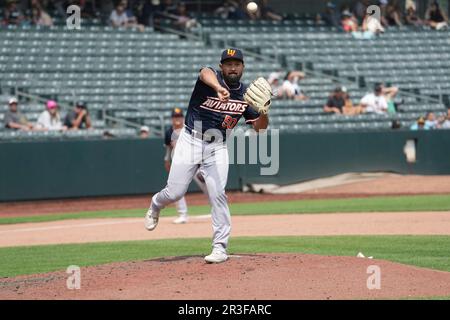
[1,254,450,300]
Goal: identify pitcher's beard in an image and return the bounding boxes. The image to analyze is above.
[223,73,241,87]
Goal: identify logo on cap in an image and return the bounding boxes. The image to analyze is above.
[227,49,236,56]
[172,107,184,117]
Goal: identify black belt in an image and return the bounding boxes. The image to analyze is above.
[184,126,220,143]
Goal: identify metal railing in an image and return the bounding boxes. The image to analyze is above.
[5,87,149,135]
[1,73,167,139]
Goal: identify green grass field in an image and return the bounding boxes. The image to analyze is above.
[1,235,449,277]
[1,194,450,225]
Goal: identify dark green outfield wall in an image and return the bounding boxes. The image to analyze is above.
[1,130,450,201]
[239,130,450,186]
[0,138,170,201]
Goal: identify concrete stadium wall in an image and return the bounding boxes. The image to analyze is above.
[1,130,450,201]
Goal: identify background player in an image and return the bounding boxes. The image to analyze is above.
[164,107,210,224]
[145,48,271,263]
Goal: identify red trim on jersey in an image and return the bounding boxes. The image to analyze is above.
[245,116,260,124]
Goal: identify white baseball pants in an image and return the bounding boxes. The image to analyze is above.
[151,128,231,253]
[176,171,209,216]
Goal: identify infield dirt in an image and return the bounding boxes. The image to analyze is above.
[1,253,450,300]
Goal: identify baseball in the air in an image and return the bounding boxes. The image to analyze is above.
[247,1,258,13]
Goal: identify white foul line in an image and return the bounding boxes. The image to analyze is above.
[0,215,211,235]
[0,219,142,234]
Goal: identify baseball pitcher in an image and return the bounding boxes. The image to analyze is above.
[145,48,272,263]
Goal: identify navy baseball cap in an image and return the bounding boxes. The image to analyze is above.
[220,48,244,63]
[171,107,184,117]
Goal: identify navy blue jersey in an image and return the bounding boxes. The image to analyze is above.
[185,67,260,136]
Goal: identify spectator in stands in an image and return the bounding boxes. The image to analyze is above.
[110,1,129,26]
[323,86,345,115]
[279,71,308,101]
[215,0,238,19]
[3,97,34,131]
[424,111,439,129]
[378,0,389,27]
[410,117,430,130]
[341,9,358,32]
[360,83,403,114]
[3,0,27,26]
[342,89,364,115]
[160,0,177,15]
[64,101,92,130]
[353,7,385,39]
[381,83,399,114]
[438,109,450,129]
[134,0,158,26]
[319,1,341,28]
[267,71,284,98]
[425,1,448,30]
[35,100,66,131]
[139,125,150,138]
[171,2,199,32]
[362,9,385,34]
[247,0,283,21]
[77,0,101,19]
[388,86,399,108]
[360,83,398,114]
[31,2,53,26]
[405,2,423,27]
[353,0,369,24]
[122,0,143,24]
[360,83,389,114]
[385,0,403,26]
[262,0,283,21]
[214,0,247,20]
[110,1,145,31]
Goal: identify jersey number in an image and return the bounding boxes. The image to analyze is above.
[222,115,237,129]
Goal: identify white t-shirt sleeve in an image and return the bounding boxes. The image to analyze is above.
[282,80,295,96]
[36,111,63,130]
[110,11,127,25]
[36,111,50,129]
[110,11,116,23]
[51,118,63,130]
[379,96,388,111]
[360,93,374,106]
